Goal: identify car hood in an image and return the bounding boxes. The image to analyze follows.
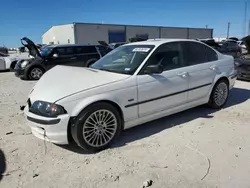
[21,37,41,58]
[29,66,130,103]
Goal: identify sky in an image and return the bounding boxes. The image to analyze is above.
[0,0,249,47]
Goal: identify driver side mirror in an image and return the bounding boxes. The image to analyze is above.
[53,53,59,58]
[144,64,163,74]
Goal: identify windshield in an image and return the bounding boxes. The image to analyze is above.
[40,47,53,57]
[91,44,155,75]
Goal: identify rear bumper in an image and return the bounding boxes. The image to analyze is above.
[228,70,238,89]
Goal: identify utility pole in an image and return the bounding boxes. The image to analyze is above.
[243,1,247,36]
[205,25,208,29]
[248,20,250,35]
[227,22,230,39]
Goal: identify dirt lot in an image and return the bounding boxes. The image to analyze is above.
[1,72,250,188]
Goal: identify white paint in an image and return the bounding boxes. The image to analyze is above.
[24,39,236,145]
[42,24,75,45]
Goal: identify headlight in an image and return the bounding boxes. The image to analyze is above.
[21,60,29,68]
[30,101,66,117]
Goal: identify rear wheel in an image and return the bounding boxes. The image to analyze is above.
[71,102,122,152]
[28,67,44,80]
[208,79,229,109]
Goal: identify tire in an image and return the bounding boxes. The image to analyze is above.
[10,61,17,72]
[208,79,229,109]
[28,66,45,80]
[71,102,122,152]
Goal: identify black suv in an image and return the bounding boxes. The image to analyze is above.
[15,37,112,80]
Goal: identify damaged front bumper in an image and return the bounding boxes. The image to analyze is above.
[23,105,70,145]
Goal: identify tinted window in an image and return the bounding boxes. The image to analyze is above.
[185,42,218,65]
[74,47,83,54]
[65,47,74,55]
[82,46,97,53]
[56,48,66,55]
[144,42,186,71]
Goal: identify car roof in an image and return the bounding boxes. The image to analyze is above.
[48,44,99,48]
[124,38,200,47]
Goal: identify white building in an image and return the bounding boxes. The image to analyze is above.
[42,22,213,45]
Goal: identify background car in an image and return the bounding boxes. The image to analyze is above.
[0,47,8,54]
[14,37,112,80]
[199,38,242,58]
[23,39,237,152]
[234,35,250,80]
[0,52,29,71]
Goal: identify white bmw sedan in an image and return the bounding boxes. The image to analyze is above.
[23,39,237,152]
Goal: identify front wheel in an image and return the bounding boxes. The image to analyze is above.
[71,102,122,152]
[28,67,44,80]
[208,79,229,109]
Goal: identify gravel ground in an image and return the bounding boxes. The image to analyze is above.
[1,72,250,188]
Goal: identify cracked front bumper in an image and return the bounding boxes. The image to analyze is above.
[24,106,70,145]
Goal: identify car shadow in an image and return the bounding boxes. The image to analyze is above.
[0,70,9,73]
[59,87,250,154]
[0,149,6,181]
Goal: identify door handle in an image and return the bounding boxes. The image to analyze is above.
[177,72,189,78]
[70,57,77,60]
[209,66,221,74]
[209,66,217,71]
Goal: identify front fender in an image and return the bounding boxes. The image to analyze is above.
[61,93,124,117]
[56,85,138,122]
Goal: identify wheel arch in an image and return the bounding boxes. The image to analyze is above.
[67,99,125,143]
[208,75,230,99]
[214,75,230,86]
[70,98,124,125]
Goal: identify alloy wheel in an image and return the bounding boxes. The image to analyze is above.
[214,82,228,107]
[82,110,118,147]
[30,68,43,79]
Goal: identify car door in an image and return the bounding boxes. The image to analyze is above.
[45,47,77,69]
[136,42,189,117]
[182,41,218,102]
[74,46,101,67]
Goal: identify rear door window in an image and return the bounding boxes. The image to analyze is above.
[82,46,97,54]
[74,47,83,54]
[184,42,218,65]
[64,47,74,55]
[55,48,66,55]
